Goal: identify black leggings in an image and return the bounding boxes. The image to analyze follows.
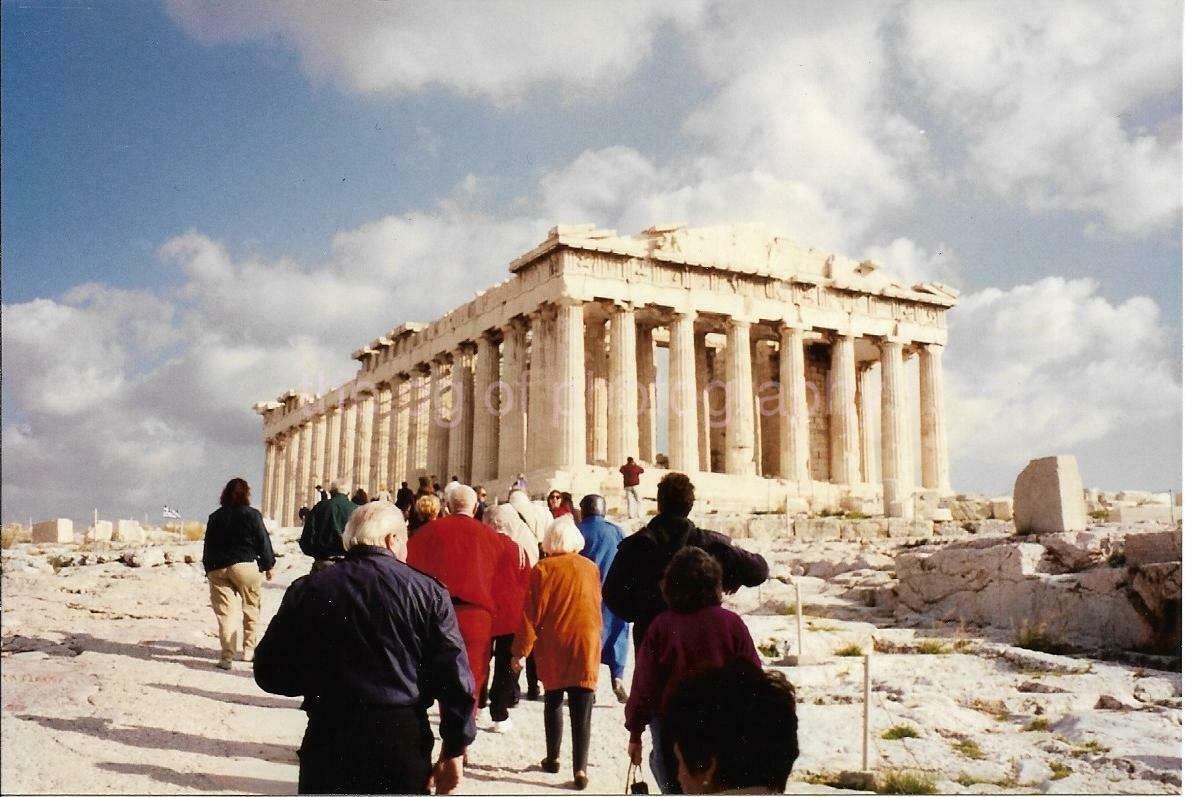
[544,687,594,774]
[298,706,433,794]
[489,634,515,721]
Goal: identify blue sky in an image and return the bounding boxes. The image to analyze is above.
[2,1,1181,524]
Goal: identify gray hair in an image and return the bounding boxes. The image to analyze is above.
[445,483,478,516]
[542,514,585,556]
[329,478,351,495]
[343,501,407,549]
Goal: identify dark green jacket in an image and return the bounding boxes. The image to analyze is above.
[300,493,356,559]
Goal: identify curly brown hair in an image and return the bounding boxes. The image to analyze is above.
[660,546,722,612]
[656,472,695,517]
[219,478,251,507]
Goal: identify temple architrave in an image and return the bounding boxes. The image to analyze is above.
[254,223,957,526]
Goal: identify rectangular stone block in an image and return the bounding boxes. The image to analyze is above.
[112,519,145,543]
[32,518,73,544]
[1013,455,1087,533]
[990,497,1014,521]
[784,497,810,515]
[1108,505,1176,524]
[1124,529,1182,566]
[86,520,113,542]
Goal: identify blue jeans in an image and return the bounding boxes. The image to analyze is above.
[648,719,681,794]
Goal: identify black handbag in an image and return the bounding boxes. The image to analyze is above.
[626,762,649,794]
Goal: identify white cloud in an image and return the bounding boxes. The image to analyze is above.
[861,238,961,288]
[902,0,1182,236]
[945,276,1181,489]
[164,0,704,104]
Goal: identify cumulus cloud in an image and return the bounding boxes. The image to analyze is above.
[902,0,1182,236]
[945,276,1181,489]
[164,0,704,104]
[861,238,961,288]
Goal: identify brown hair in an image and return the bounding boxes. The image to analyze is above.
[661,546,722,612]
[656,472,695,517]
[220,478,251,507]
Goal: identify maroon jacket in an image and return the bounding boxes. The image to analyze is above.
[620,462,644,487]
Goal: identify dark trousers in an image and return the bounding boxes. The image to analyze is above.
[526,653,539,693]
[489,634,516,722]
[298,706,434,794]
[543,687,594,774]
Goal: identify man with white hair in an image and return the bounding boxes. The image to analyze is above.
[256,502,475,794]
[408,483,521,723]
[299,478,356,573]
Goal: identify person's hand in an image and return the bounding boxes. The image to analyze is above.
[265,570,274,582]
[628,741,643,765]
[509,658,523,674]
[430,754,464,794]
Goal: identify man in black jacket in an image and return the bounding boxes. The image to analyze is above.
[603,472,769,649]
[299,478,356,572]
[255,501,475,794]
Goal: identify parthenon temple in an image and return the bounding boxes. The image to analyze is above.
[254,224,957,526]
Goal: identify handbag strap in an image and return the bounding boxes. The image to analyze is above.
[625,762,640,794]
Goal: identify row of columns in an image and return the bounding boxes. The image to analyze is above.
[262,303,950,525]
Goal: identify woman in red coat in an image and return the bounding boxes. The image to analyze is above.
[512,515,602,790]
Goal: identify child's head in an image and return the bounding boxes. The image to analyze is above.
[661,546,723,612]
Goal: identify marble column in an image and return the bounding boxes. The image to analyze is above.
[636,325,658,464]
[339,399,357,485]
[284,432,300,526]
[724,319,756,476]
[274,436,289,526]
[406,366,430,479]
[778,326,811,483]
[753,339,780,477]
[554,299,587,469]
[668,312,700,472]
[427,357,451,481]
[857,363,880,484]
[309,413,325,492]
[353,392,374,494]
[919,344,951,493]
[498,319,529,483]
[324,404,341,483]
[695,332,712,472]
[387,374,410,488]
[607,305,639,466]
[586,319,609,465]
[828,333,861,485]
[880,340,914,518]
[526,307,554,472]
[262,441,278,519]
[471,333,501,486]
[373,383,392,493]
[447,343,476,482]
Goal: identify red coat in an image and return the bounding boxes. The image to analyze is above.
[406,514,518,617]
[492,535,531,636]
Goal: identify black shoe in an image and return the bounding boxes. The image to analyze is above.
[574,771,588,790]
[541,758,560,774]
[526,686,541,701]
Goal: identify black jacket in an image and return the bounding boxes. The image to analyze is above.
[201,505,276,573]
[602,514,768,646]
[299,493,356,559]
[254,545,476,757]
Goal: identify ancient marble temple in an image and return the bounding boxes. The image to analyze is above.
[254,224,957,526]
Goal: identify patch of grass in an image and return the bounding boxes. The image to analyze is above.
[844,511,869,520]
[951,738,984,759]
[817,508,844,518]
[757,641,781,658]
[954,774,989,787]
[779,604,798,616]
[808,621,838,632]
[1075,740,1110,756]
[1089,509,1109,521]
[1024,717,1052,732]
[1107,550,1126,568]
[1015,620,1072,655]
[798,772,845,788]
[835,643,865,657]
[1049,761,1072,780]
[916,640,950,655]
[967,697,1009,721]
[881,724,920,740]
[876,770,938,795]
[181,522,205,541]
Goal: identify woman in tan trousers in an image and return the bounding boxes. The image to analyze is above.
[201,478,275,669]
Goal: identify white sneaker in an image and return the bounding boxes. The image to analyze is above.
[478,707,492,723]
[492,719,514,733]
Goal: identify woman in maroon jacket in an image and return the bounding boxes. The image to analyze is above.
[624,547,761,794]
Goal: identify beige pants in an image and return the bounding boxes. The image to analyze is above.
[207,562,263,660]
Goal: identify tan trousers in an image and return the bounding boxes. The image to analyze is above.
[207,562,263,660]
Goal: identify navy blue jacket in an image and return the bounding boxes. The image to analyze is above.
[254,545,476,756]
[202,504,276,574]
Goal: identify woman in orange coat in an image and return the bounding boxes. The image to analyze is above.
[512,514,602,791]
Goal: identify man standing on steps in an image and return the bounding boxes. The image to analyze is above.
[299,478,356,573]
[619,457,644,519]
[576,494,631,703]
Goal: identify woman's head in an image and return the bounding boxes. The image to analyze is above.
[661,546,722,612]
[220,478,250,507]
[541,514,584,556]
[415,494,442,523]
[546,490,563,508]
[665,661,799,794]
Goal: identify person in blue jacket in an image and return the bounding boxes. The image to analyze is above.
[576,493,630,703]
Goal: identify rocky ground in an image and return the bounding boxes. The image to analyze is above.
[1,520,1180,794]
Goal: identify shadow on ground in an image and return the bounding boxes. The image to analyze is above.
[97,762,294,794]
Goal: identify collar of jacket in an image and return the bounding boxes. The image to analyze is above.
[643,513,696,546]
[346,544,398,561]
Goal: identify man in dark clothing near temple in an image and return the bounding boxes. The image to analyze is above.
[619,456,645,519]
[255,502,476,794]
[395,481,416,514]
[299,478,356,572]
[603,472,769,649]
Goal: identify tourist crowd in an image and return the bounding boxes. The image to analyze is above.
[201,466,799,795]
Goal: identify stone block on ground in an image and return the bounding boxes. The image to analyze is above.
[990,496,1014,521]
[1013,455,1087,534]
[31,519,73,544]
[1124,529,1182,566]
[85,521,113,542]
[112,519,146,543]
[1108,504,1176,523]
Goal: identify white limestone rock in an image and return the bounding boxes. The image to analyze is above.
[990,496,1014,521]
[1123,529,1181,566]
[31,519,74,545]
[1013,456,1087,534]
[1108,504,1176,523]
[85,520,113,542]
[112,519,145,543]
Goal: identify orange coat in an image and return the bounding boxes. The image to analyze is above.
[512,552,602,691]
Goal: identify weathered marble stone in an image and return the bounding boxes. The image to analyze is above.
[31,519,73,544]
[990,496,1014,521]
[85,521,113,542]
[1124,529,1182,566]
[1013,456,1087,534]
[1108,504,1176,523]
[112,520,145,544]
